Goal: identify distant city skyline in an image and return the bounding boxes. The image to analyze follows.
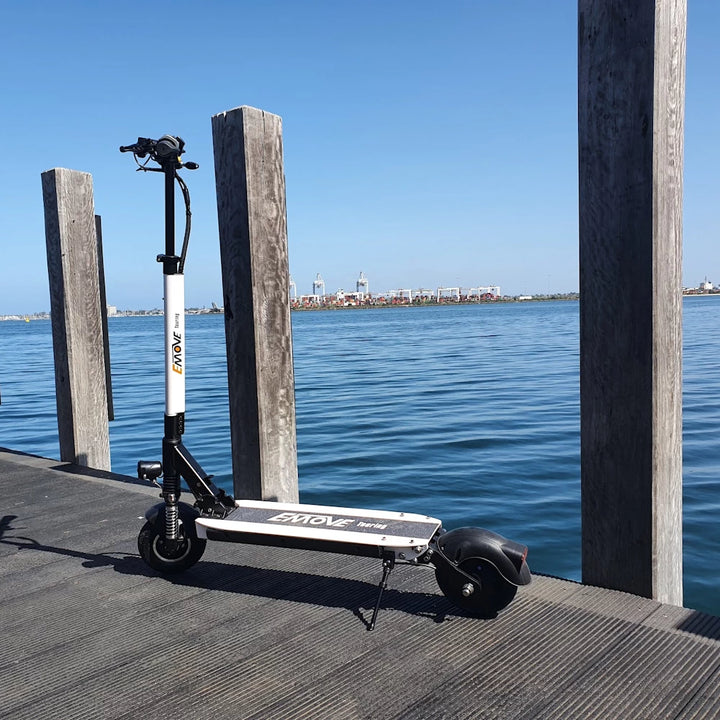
[289,271,504,298]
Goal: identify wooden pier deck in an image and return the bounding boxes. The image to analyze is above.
[2,446,719,720]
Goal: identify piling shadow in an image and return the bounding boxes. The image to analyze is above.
[0,446,154,490]
[676,610,720,640]
[48,461,154,488]
[0,514,476,630]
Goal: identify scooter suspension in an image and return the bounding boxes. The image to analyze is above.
[164,491,179,541]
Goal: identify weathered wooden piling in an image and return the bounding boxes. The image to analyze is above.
[42,169,111,471]
[578,0,686,605]
[211,106,299,502]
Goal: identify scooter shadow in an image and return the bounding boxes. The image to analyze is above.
[162,555,464,629]
[0,514,477,629]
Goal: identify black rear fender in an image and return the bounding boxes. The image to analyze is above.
[432,526,531,586]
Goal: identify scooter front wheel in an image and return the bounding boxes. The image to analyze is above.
[138,519,206,573]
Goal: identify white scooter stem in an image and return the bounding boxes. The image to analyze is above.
[164,273,186,417]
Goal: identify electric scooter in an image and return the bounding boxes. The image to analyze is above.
[120,135,531,630]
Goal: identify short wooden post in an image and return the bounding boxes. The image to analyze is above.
[42,169,111,470]
[578,0,686,605]
[212,106,299,502]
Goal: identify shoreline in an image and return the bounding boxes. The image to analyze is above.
[7,291,720,321]
[1,294,580,321]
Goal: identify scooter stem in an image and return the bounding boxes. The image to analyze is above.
[160,161,184,541]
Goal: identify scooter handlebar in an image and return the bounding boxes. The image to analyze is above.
[120,135,195,169]
[119,137,157,158]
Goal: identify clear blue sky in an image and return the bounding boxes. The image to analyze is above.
[0,1,718,313]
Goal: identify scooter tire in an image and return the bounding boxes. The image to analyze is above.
[435,558,517,617]
[138,518,206,573]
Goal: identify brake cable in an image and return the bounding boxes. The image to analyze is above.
[175,171,192,274]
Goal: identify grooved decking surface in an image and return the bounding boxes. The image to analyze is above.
[1,447,719,719]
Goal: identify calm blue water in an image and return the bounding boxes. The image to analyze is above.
[1,299,718,615]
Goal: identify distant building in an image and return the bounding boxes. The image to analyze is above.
[437,287,460,301]
[357,272,369,295]
[312,273,325,297]
[298,294,323,306]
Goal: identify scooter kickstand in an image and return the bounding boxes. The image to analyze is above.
[368,555,395,631]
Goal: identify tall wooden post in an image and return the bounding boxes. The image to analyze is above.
[212,106,299,502]
[42,169,111,470]
[578,0,686,605]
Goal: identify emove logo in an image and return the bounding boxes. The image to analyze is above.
[268,511,355,529]
[171,331,183,374]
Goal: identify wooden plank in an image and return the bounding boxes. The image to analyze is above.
[578,0,686,605]
[211,106,299,502]
[41,168,111,470]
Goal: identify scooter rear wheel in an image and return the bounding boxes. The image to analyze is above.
[138,518,206,573]
[435,557,517,617]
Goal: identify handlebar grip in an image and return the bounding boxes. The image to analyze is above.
[119,137,156,156]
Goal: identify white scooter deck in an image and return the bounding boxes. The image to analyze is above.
[195,500,442,556]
